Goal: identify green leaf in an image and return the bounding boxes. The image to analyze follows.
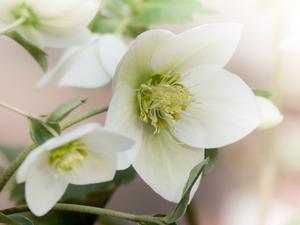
[253,88,272,99]
[7,31,48,72]
[0,214,33,225]
[30,119,55,145]
[204,148,218,175]
[164,160,208,224]
[0,145,22,162]
[133,0,204,25]
[89,13,120,34]
[47,98,87,124]
[9,214,34,225]
[0,213,21,225]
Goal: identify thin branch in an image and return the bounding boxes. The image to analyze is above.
[0,17,26,34]
[1,203,165,225]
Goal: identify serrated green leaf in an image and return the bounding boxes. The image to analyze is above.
[253,88,272,99]
[47,98,86,124]
[7,31,48,72]
[164,160,208,224]
[0,213,21,225]
[9,214,34,225]
[204,148,218,175]
[30,119,55,145]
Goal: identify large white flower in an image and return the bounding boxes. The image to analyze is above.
[106,23,262,202]
[38,34,129,88]
[256,96,283,130]
[16,123,134,216]
[0,0,101,48]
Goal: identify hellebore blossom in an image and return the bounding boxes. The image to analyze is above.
[256,96,283,130]
[17,123,134,216]
[106,23,262,202]
[0,0,101,48]
[38,34,129,88]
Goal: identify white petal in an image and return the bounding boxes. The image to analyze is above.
[57,39,111,88]
[97,34,129,77]
[105,85,143,170]
[25,153,68,216]
[82,125,135,154]
[256,96,283,130]
[113,29,175,88]
[37,47,81,87]
[65,152,116,185]
[133,130,204,203]
[171,68,261,149]
[151,23,242,74]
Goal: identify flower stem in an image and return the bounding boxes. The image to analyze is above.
[61,105,109,130]
[0,17,26,35]
[0,100,44,123]
[1,203,166,225]
[0,144,35,192]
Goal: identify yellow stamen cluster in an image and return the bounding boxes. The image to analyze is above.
[137,73,193,133]
[49,140,88,175]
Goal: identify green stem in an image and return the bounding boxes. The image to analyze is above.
[61,105,109,130]
[0,144,35,192]
[0,17,26,34]
[0,101,44,123]
[1,203,165,225]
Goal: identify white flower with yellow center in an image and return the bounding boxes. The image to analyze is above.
[106,23,262,202]
[38,34,129,88]
[0,0,101,48]
[16,123,134,216]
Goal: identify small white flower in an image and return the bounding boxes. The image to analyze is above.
[256,96,283,130]
[106,24,262,202]
[0,0,101,48]
[17,123,134,216]
[38,34,129,88]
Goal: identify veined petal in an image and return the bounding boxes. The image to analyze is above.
[65,152,116,185]
[172,68,261,149]
[25,153,68,216]
[133,129,204,203]
[256,96,283,130]
[151,23,242,74]
[106,85,143,170]
[97,34,129,77]
[113,29,174,89]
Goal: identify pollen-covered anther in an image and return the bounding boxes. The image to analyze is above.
[49,140,88,175]
[137,73,194,132]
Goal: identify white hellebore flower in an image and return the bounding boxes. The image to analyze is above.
[106,23,262,203]
[0,0,101,48]
[16,123,134,216]
[38,34,129,88]
[256,96,283,130]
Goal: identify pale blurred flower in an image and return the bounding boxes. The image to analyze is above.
[106,24,261,202]
[17,123,134,216]
[38,34,129,88]
[256,96,283,130]
[0,0,101,48]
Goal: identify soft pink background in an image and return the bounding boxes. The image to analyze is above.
[1,0,300,224]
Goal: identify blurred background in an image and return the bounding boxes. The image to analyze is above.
[1,0,300,224]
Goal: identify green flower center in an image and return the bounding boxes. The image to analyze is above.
[137,73,194,133]
[11,4,39,27]
[49,140,88,175]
